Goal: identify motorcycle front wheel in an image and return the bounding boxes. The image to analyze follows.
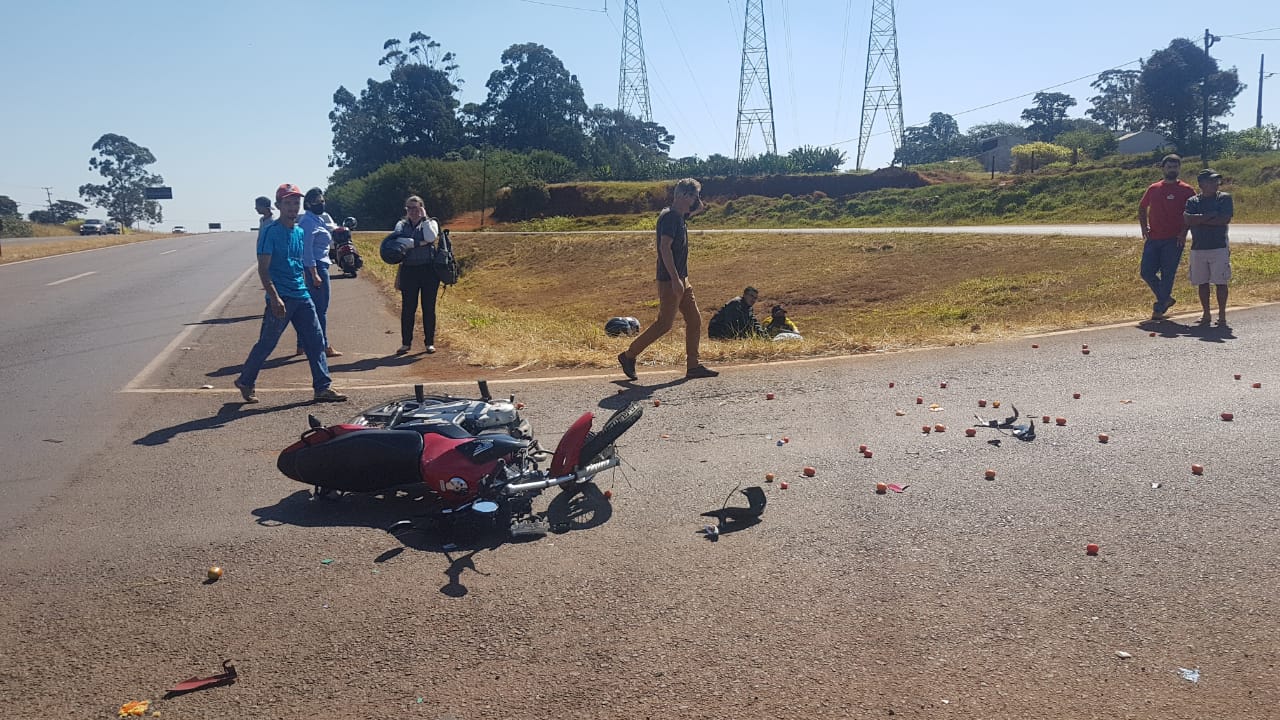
[560,402,643,493]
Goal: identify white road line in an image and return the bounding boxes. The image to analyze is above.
[160,249,179,255]
[122,263,258,391]
[46,271,96,286]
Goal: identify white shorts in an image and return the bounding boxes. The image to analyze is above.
[1189,247,1231,285]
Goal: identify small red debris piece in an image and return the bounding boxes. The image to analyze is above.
[916,396,924,404]
[964,428,977,437]
[1055,417,1067,426]
[1220,412,1234,421]
[887,483,908,494]
[166,660,238,697]
[1086,543,1099,556]
[779,481,790,490]
[977,399,987,407]
[875,482,887,494]
[1098,434,1109,443]
[1073,392,1081,399]
[1191,464,1204,475]
[802,466,816,477]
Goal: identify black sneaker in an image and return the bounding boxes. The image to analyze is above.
[685,365,720,379]
[618,352,637,380]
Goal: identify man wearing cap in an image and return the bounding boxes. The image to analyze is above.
[1184,169,1234,326]
[298,187,341,358]
[1138,154,1196,319]
[234,183,347,404]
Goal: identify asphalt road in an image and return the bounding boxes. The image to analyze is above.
[0,253,1277,717]
[0,231,255,529]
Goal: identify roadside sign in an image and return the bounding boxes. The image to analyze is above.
[208,222,221,230]
[144,187,173,200]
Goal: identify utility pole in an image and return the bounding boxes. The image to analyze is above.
[857,0,904,170]
[1202,28,1220,166]
[1260,54,1276,129]
[617,0,652,121]
[41,186,54,209]
[735,0,776,162]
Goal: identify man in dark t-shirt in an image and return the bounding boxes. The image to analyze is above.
[1138,154,1196,319]
[1184,169,1233,326]
[618,178,718,380]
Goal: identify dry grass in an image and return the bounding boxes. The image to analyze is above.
[353,231,1280,371]
[0,232,177,264]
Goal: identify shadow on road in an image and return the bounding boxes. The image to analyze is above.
[327,353,423,373]
[251,484,613,596]
[1137,318,1237,343]
[185,315,260,326]
[206,355,304,378]
[598,377,687,410]
[134,400,314,446]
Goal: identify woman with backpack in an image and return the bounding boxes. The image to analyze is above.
[393,195,441,355]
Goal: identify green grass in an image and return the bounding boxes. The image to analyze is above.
[497,152,1280,231]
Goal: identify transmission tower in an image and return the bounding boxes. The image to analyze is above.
[856,0,904,170]
[735,0,777,161]
[617,0,652,121]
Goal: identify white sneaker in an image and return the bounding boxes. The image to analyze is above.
[425,345,436,354]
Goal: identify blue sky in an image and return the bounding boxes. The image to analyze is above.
[1,1,1276,230]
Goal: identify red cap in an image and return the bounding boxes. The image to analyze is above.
[275,183,303,202]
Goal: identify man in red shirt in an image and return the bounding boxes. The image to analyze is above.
[1138,154,1196,319]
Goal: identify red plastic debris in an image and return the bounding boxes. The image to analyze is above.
[166,660,238,697]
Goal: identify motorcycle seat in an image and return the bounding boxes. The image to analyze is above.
[292,429,425,492]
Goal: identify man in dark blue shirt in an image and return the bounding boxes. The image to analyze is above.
[1184,169,1234,326]
[618,178,718,380]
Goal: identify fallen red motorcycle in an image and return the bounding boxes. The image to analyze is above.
[276,382,641,536]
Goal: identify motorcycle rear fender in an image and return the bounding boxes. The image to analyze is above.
[549,412,594,477]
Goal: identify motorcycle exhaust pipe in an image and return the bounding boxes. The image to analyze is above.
[502,456,621,493]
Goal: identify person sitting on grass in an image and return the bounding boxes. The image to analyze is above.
[764,305,799,337]
[708,286,768,340]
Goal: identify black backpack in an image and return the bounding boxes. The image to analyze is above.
[433,228,459,286]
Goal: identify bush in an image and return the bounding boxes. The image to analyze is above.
[492,181,551,221]
[0,214,32,238]
[1010,142,1073,173]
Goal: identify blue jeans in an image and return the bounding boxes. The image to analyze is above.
[1140,238,1183,306]
[298,265,332,350]
[239,295,332,392]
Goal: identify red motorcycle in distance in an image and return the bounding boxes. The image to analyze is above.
[328,216,363,278]
[276,381,642,537]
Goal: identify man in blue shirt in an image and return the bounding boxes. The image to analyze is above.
[234,183,347,404]
[298,187,341,358]
[1184,169,1234,326]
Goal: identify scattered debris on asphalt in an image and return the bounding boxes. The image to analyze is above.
[1115,651,1132,659]
[1177,667,1201,683]
[165,660,237,697]
[118,700,150,717]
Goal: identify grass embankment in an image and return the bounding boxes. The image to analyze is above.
[0,231,178,264]
[498,152,1280,231]
[353,230,1280,371]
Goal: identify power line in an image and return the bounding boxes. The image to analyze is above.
[1222,26,1280,38]
[515,0,605,11]
[827,56,1145,149]
[603,4,706,149]
[654,0,727,141]
[779,0,800,144]
[832,0,855,136]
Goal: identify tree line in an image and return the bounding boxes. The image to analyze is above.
[895,37,1276,168]
[324,33,846,226]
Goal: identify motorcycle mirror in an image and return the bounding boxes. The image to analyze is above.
[307,414,323,429]
[414,384,425,403]
[472,501,499,514]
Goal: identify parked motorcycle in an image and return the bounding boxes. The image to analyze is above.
[276,381,642,536]
[328,216,363,278]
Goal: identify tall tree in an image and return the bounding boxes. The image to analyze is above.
[329,32,464,181]
[893,112,964,165]
[481,43,589,161]
[583,105,673,180]
[1021,92,1077,141]
[28,200,88,224]
[0,195,18,216]
[965,121,1026,141]
[1086,68,1143,132]
[78,134,164,227]
[1136,38,1244,154]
